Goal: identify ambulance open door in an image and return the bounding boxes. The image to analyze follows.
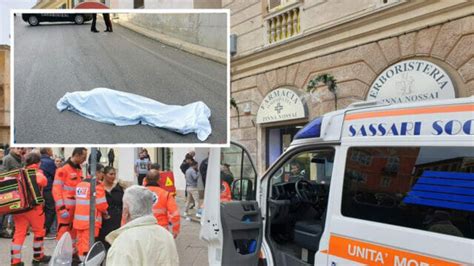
[200,142,263,266]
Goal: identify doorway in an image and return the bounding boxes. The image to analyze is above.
[266,124,305,168]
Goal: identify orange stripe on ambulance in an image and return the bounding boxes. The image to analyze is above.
[328,235,460,266]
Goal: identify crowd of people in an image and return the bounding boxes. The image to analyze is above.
[179,151,235,217]
[0,147,239,265]
[0,147,180,265]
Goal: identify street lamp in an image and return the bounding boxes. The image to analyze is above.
[89,147,97,249]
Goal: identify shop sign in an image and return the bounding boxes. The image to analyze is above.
[256,88,307,124]
[367,60,455,104]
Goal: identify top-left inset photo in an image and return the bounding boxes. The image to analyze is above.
[12,10,229,145]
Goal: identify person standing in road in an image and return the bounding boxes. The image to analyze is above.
[107,148,115,167]
[54,156,64,168]
[106,186,179,266]
[135,151,150,186]
[0,147,24,239]
[180,152,195,208]
[98,166,129,251]
[179,151,195,175]
[2,147,23,171]
[91,13,99,33]
[91,13,113,33]
[184,160,201,217]
[88,149,102,166]
[73,167,109,262]
[145,169,180,238]
[103,13,113,32]
[142,148,151,160]
[10,152,51,266]
[39,148,57,240]
[52,148,87,246]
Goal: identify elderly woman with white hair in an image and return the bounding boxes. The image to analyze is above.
[105,185,179,265]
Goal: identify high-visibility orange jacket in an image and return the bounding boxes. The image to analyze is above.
[10,164,48,265]
[73,179,108,230]
[146,183,180,236]
[52,160,83,211]
[220,181,231,202]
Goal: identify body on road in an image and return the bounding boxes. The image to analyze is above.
[14,17,227,144]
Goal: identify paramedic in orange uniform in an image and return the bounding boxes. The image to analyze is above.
[11,152,51,266]
[52,148,87,244]
[73,165,109,262]
[220,180,231,202]
[145,169,180,238]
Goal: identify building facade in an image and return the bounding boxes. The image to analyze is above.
[0,46,10,146]
[228,0,474,174]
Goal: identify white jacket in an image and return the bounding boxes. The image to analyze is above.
[106,215,179,266]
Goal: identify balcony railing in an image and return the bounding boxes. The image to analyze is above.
[265,4,301,45]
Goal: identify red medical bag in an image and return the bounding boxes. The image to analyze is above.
[0,169,44,215]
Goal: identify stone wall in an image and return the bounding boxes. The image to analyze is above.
[225,0,411,57]
[118,13,227,52]
[230,15,474,173]
[0,48,10,145]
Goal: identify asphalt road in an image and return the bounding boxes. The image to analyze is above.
[13,17,227,144]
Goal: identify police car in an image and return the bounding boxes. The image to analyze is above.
[21,13,92,26]
[200,96,474,265]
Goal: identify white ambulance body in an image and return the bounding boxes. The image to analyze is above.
[201,97,474,266]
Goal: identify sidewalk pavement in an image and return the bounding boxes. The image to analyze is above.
[175,191,209,265]
[0,192,208,265]
[115,20,226,64]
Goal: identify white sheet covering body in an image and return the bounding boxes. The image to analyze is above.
[56,88,212,141]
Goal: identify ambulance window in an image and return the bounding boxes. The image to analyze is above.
[341,146,474,239]
[221,143,257,202]
[270,149,334,186]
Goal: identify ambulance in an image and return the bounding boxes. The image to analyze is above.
[200,96,474,266]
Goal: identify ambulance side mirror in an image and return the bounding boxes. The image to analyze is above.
[231,178,254,201]
[83,241,106,266]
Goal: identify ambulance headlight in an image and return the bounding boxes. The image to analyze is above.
[294,117,323,139]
